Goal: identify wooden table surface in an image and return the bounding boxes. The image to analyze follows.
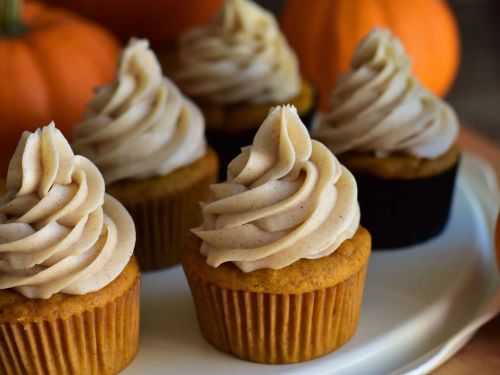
[433,126,500,374]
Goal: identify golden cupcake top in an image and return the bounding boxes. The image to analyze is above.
[193,105,360,272]
[73,38,206,185]
[174,0,301,105]
[313,28,459,159]
[0,123,135,299]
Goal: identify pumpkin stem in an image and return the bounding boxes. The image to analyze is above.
[0,0,24,37]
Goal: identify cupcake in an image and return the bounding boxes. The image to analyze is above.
[73,39,218,271]
[182,105,371,363]
[313,29,460,248]
[172,0,316,176]
[0,123,139,375]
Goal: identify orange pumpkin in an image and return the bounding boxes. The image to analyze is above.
[0,0,120,175]
[281,0,460,109]
[41,0,224,47]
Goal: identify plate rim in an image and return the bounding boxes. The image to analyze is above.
[123,153,500,375]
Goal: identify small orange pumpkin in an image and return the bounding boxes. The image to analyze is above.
[41,0,224,47]
[281,0,460,109]
[0,0,120,175]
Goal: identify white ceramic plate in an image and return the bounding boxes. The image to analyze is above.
[122,153,500,375]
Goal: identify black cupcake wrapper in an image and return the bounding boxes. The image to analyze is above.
[354,159,459,249]
[207,98,317,181]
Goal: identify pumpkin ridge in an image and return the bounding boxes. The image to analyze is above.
[323,0,340,99]
[305,1,324,83]
[62,22,119,82]
[330,0,345,95]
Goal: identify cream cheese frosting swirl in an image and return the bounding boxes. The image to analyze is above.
[174,0,301,104]
[0,123,135,299]
[313,28,459,159]
[193,105,360,272]
[73,38,206,185]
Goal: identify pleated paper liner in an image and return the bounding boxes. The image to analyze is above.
[201,80,317,180]
[108,148,219,271]
[353,160,459,249]
[0,258,141,375]
[182,228,371,364]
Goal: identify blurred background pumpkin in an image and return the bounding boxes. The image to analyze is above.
[1,0,497,176]
[0,0,120,175]
[280,0,461,109]
[41,0,224,48]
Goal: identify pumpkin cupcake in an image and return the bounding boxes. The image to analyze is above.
[172,0,316,177]
[0,123,139,375]
[73,39,218,271]
[313,29,459,248]
[182,105,371,364]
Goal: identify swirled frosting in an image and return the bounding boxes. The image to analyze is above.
[0,123,135,299]
[174,0,301,104]
[73,39,206,185]
[193,105,360,272]
[313,29,459,159]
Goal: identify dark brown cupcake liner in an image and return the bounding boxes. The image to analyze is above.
[354,159,459,249]
[184,265,367,364]
[208,94,317,180]
[0,276,140,375]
